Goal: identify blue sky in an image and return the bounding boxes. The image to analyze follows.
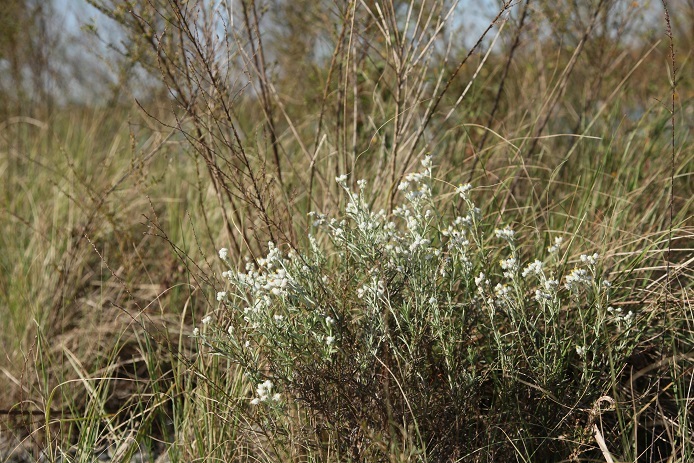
[53,0,499,46]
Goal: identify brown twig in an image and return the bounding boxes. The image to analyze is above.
[467,0,530,183]
[661,0,677,299]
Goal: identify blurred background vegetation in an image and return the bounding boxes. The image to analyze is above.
[0,0,692,461]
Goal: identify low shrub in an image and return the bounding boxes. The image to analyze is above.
[197,156,643,461]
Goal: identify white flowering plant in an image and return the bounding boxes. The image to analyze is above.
[196,155,641,460]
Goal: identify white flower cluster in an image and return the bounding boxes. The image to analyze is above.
[494,283,512,305]
[522,260,543,278]
[441,221,469,247]
[499,257,518,279]
[357,275,386,300]
[495,226,515,242]
[564,268,592,291]
[220,241,302,328]
[409,235,431,252]
[330,175,388,240]
[250,379,281,405]
[575,345,587,358]
[475,272,490,295]
[517,257,559,303]
[308,211,327,227]
[397,156,434,206]
[608,306,634,326]
[439,194,479,277]
[192,314,214,337]
[441,223,472,274]
[580,253,600,266]
[317,162,442,272]
[456,183,472,200]
[547,237,563,254]
[534,278,559,302]
[563,252,601,293]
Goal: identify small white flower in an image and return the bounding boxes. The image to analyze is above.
[609,306,634,326]
[409,236,431,251]
[456,183,472,199]
[419,183,432,198]
[475,272,488,288]
[522,260,543,278]
[336,174,348,185]
[576,345,587,358]
[475,272,490,295]
[494,283,511,298]
[250,398,260,405]
[495,226,515,242]
[325,316,335,325]
[227,325,233,336]
[192,327,199,336]
[326,336,335,346]
[565,268,592,291]
[428,296,437,305]
[216,291,227,302]
[500,257,518,271]
[218,248,229,261]
[624,311,634,323]
[274,314,284,322]
[547,237,563,254]
[272,393,281,402]
[202,315,213,325]
[580,253,600,266]
[309,211,326,227]
[535,289,552,302]
[393,205,408,216]
[357,179,367,189]
[405,172,424,183]
[255,379,274,402]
